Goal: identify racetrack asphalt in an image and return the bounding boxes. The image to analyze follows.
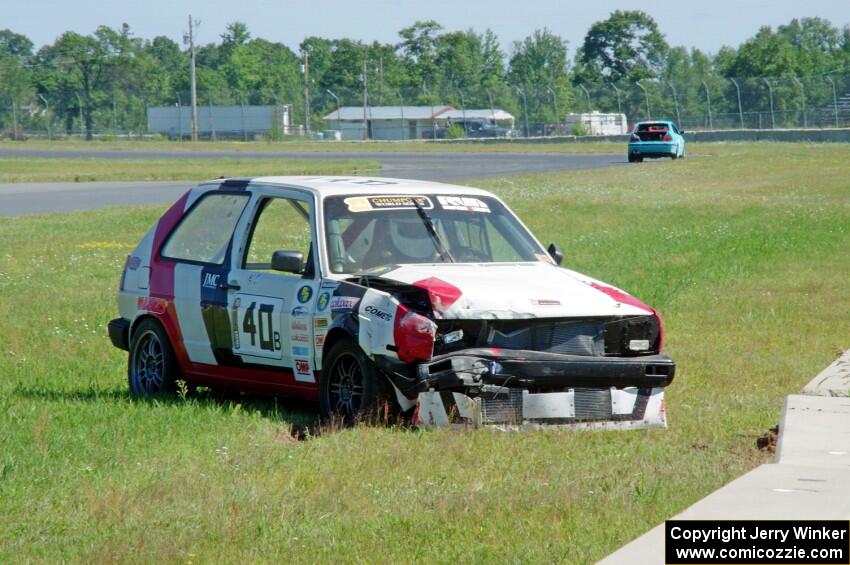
[0,147,624,216]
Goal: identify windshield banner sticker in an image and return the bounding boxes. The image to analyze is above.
[344,195,433,213]
[436,195,490,213]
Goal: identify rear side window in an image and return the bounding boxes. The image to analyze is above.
[162,193,249,264]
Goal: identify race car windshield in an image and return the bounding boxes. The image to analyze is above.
[323,194,548,274]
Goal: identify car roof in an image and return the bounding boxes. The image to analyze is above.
[201,176,495,199]
[636,120,673,126]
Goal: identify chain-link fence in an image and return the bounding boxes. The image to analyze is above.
[4,74,850,141]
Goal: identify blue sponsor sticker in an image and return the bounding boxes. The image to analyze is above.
[298,285,313,304]
[291,306,308,318]
[292,346,310,356]
[317,292,330,312]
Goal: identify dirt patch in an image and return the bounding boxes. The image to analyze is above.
[756,425,779,452]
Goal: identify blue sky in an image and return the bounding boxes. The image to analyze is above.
[8,0,849,54]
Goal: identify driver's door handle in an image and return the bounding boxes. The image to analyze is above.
[221,281,241,291]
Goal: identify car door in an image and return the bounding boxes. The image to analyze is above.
[223,190,320,383]
[158,190,251,366]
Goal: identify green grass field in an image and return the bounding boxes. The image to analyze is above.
[0,156,378,183]
[1,143,848,562]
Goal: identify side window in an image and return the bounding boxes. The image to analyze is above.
[244,197,313,275]
[162,193,249,264]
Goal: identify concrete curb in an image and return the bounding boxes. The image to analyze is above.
[802,350,850,397]
[598,350,850,564]
[776,395,850,469]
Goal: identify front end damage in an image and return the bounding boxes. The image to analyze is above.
[377,347,674,430]
[348,267,676,431]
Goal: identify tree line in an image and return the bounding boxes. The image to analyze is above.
[2,11,850,138]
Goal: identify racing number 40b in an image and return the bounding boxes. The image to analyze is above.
[242,302,281,351]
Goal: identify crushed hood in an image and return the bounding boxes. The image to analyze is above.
[361,262,654,319]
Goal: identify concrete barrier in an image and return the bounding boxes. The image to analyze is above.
[599,463,850,564]
[802,350,850,397]
[776,395,850,469]
[427,127,850,146]
[598,350,850,564]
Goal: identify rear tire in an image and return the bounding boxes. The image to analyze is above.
[128,318,180,397]
[320,337,391,423]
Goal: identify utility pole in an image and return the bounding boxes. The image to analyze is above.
[362,59,369,140]
[186,15,199,142]
[378,56,384,105]
[38,93,51,140]
[75,93,84,138]
[11,98,18,141]
[302,51,310,137]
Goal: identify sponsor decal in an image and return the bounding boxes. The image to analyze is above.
[316,291,330,312]
[313,318,329,329]
[291,306,309,317]
[292,346,310,356]
[292,333,310,343]
[295,359,311,375]
[364,305,392,322]
[291,321,308,331]
[315,335,325,348]
[202,273,221,289]
[437,195,490,213]
[137,296,168,315]
[330,296,358,311]
[531,299,561,306]
[344,195,433,213]
[236,300,282,353]
[297,285,313,304]
[247,272,262,285]
[127,255,142,271]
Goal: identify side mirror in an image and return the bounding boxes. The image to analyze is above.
[271,250,304,273]
[679,129,685,134]
[547,243,564,266]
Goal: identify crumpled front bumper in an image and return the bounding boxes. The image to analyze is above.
[414,387,667,430]
[377,348,675,430]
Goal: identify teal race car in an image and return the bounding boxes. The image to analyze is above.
[628,121,685,162]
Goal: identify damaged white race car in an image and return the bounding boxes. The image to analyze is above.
[108,176,675,430]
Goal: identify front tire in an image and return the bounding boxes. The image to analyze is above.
[320,338,387,422]
[128,318,179,397]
